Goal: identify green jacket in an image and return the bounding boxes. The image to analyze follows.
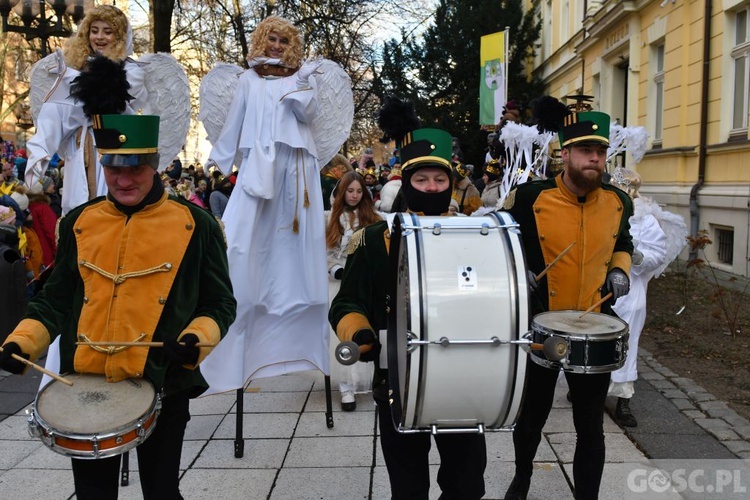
[329,219,390,397]
[6,192,236,397]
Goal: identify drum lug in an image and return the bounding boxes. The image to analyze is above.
[27,413,41,438]
[405,330,419,353]
[431,223,442,235]
[480,223,489,235]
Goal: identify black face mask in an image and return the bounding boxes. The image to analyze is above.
[401,169,453,215]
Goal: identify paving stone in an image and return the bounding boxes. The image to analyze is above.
[640,371,663,381]
[723,440,750,454]
[706,407,737,419]
[682,410,706,420]
[653,365,678,377]
[720,411,750,427]
[670,376,695,387]
[705,427,741,442]
[695,418,732,430]
[690,392,716,403]
[670,398,696,411]
[650,379,677,390]
[734,425,750,440]
[660,389,689,399]
[698,400,729,412]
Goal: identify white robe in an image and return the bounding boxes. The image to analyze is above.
[610,198,668,392]
[25,59,149,215]
[200,69,330,395]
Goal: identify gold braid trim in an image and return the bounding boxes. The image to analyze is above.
[347,227,366,255]
[501,189,516,210]
[78,259,173,285]
[77,332,146,354]
[54,214,65,247]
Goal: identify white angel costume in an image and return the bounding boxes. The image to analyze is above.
[609,197,687,397]
[25,52,149,215]
[25,46,189,216]
[199,58,353,394]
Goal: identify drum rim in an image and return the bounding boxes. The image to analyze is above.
[532,310,627,340]
[30,373,159,457]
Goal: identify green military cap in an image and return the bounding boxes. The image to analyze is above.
[558,110,610,147]
[397,128,453,175]
[92,114,160,168]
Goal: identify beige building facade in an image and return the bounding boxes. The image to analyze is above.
[529,0,750,278]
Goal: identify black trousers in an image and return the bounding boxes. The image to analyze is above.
[71,390,191,500]
[512,360,610,500]
[376,400,487,500]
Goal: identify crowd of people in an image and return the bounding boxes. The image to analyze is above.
[0,7,688,500]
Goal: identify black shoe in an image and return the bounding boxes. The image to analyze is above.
[615,397,637,427]
[503,476,530,500]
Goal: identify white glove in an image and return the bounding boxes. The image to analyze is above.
[297,57,323,87]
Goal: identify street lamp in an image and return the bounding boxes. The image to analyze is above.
[0,0,91,56]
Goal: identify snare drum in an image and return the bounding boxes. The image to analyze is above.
[28,374,160,459]
[387,212,529,433]
[530,311,629,374]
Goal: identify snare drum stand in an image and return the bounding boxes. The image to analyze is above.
[120,451,130,486]
[232,376,334,458]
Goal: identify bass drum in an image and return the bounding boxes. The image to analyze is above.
[387,212,529,433]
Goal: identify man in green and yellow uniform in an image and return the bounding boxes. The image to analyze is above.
[501,97,633,500]
[0,114,236,500]
[330,118,487,499]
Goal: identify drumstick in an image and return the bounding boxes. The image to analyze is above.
[76,341,216,348]
[579,292,614,319]
[0,346,73,386]
[535,242,576,282]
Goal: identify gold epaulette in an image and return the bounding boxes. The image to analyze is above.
[501,189,516,210]
[214,216,228,248]
[54,214,65,247]
[347,227,366,255]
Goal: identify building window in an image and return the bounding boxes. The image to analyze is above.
[653,43,665,143]
[716,227,734,265]
[731,8,750,133]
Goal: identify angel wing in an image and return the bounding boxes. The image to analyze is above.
[649,202,689,278]
[29,49,67,124]
[310,59,354,166]
[138,53,191,172]
[197,63,243,145]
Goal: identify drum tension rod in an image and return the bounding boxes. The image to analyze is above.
[408,336,504,347]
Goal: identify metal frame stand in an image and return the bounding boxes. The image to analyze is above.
[234,375,334,458]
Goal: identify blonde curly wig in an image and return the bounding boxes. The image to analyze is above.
[63,5,129,70]
[247,16,303,69]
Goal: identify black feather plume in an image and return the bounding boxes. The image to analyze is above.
[530,95,571,133]
[69,56,134,118]
[375,95,421,144]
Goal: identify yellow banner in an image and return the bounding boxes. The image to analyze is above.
[480,30,508,127]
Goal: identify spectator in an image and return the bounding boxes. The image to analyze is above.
[209,176,233,218]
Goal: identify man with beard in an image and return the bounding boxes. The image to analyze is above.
[330,102,487,499]
[501,97,633,500]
